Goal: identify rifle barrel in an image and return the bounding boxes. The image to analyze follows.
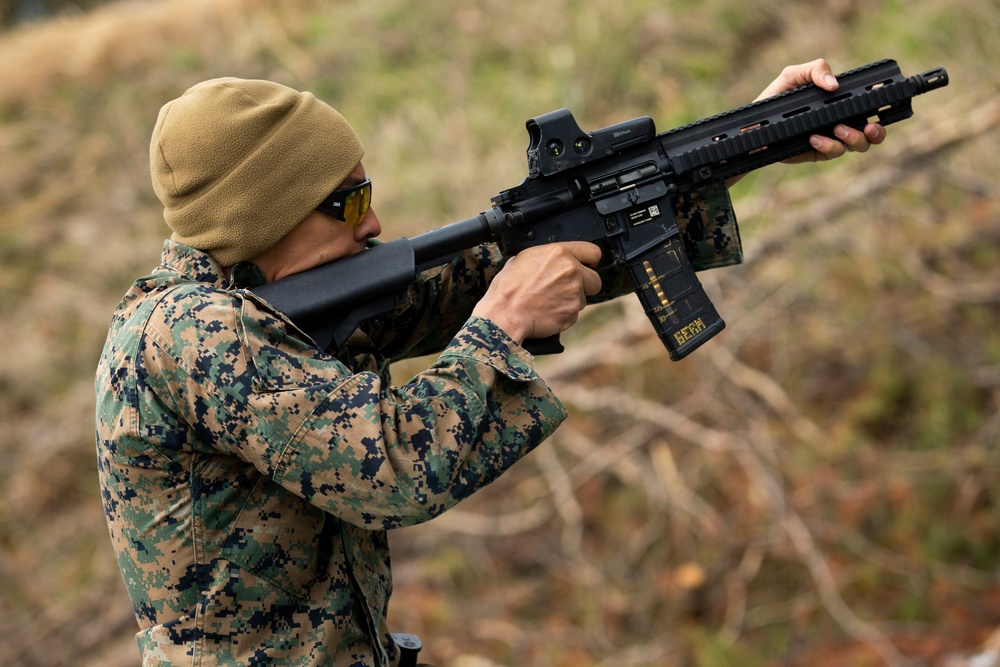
[410,211,498,272]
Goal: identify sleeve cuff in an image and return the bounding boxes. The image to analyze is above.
[438,315,539,382]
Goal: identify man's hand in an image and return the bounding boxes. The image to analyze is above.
[756,58,887,163]
[473,242,603,344]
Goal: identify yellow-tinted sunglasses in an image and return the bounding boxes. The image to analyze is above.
[316,178,372,227]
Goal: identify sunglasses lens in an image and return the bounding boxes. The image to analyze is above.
[344,182,371,227]
[317,179,372,226]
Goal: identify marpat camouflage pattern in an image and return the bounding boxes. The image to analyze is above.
[95,183,736,666]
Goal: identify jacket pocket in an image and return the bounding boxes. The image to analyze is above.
[219,475,327,600]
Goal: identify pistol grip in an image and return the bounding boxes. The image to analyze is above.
[523,333,565,356]
[626,236,725,360]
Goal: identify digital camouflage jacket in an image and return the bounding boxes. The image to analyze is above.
[95,182,738,666]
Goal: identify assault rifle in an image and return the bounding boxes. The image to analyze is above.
[253,59,948,360]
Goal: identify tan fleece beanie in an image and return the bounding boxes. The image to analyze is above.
[150,78,365,266]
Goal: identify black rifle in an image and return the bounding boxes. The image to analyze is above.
[253,59,948,360]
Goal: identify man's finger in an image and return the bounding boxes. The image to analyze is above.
[581,266,603,297]
[563,241,603,267]
[809,59,839,91]
[755,58,837,102]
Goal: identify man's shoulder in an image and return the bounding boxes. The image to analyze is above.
[149,280,235,318]
[128,280,244,357]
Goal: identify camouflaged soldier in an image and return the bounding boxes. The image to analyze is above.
[95,63,885,666]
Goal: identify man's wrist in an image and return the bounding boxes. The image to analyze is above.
[471,302,530,344]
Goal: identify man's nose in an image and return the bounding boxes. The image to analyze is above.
[356,207,381,241]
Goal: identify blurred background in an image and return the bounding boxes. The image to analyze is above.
[1,0,998,665]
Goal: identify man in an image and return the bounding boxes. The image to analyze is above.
[95,60,883,666]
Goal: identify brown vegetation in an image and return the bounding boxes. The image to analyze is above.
[1,1,999,665]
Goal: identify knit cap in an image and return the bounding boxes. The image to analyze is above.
[150,78,365,266]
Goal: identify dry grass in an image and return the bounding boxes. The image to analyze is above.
[1,1,999,665]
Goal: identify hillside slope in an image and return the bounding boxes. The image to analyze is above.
[1,1,998,665]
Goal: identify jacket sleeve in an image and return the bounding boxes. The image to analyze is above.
[675,180,743,271]
[360,243,505,362]
[141,285,565,530]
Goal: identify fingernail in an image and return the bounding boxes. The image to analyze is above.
[824,74,838,88]
[810,136,823,149]
[835,125,849,139]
